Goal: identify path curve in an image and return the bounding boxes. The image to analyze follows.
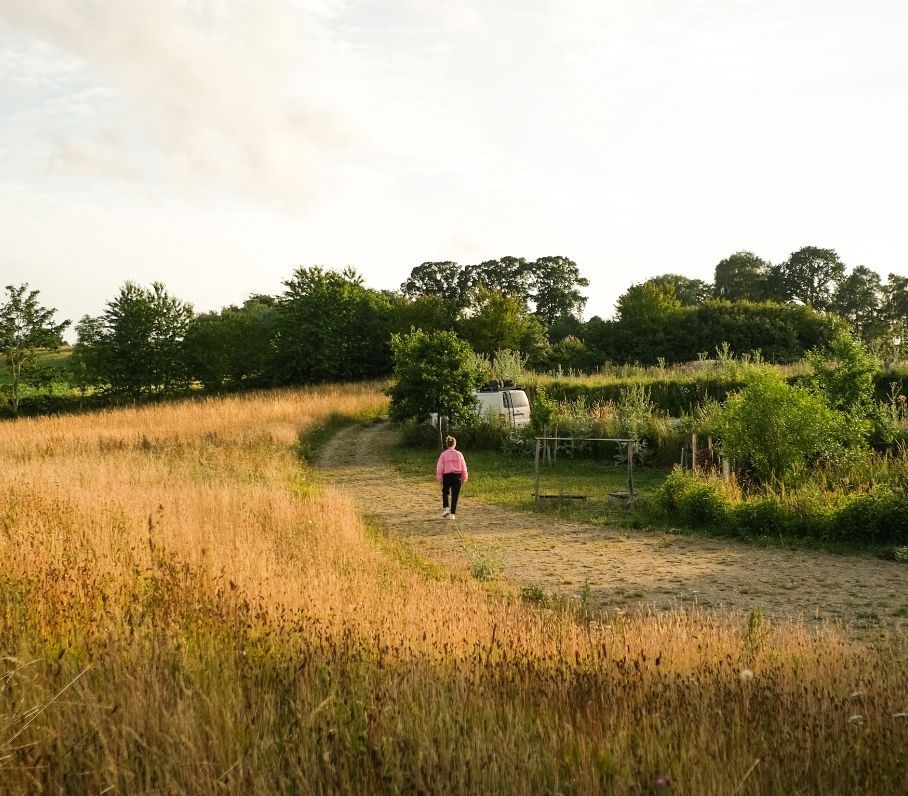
[318,422,908,635]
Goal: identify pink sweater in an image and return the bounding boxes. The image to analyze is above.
[436,448,468,483]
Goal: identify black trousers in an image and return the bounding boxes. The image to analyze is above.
[442,473,462,514]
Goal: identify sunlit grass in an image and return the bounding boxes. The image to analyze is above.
[0,347,72,386]
[1,384,905,793]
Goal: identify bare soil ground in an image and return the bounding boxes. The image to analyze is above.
[318,422,908,636]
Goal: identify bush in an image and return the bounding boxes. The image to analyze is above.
[656,468,731,529]
[833,487,908,544]
[715,369,848,486]
[398,419,438,448]
[732,496,788,536]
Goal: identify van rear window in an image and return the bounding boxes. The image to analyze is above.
[507,391,529,408]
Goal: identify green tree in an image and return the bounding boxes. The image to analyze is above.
[882,274,908,357]
[716,369,847,486]
[713,251,771,301]
[69,314,105,396]
[400,261,475,309]
[0,284,70,414]
[81,282,193,397]
[472,257,533,308]
[388,329,484,447]
[528,256,590,326]
[389,294,458,336]
[776,246,845,311]
[676,300,846,365]
[457,286,547,358]
[807,329,877,436]
[647,274,712,305]
[832,265,886,343]
[538,335,597,374]
[610,281,682,363]
[275,266,393,383]
[183,298,278,390]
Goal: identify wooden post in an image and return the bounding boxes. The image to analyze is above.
[627,439,635,501]
[691,432,698,473]
[534,438,542,507]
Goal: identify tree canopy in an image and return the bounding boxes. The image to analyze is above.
[275,266,393,384]
[713,252,771,302]
[776,246,845,311]
[0,284,70,413]
[388,329,484,445]
[77,282,193,397]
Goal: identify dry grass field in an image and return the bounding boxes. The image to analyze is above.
[1,385,906,794]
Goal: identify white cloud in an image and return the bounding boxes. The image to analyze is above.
[0,0,357,206]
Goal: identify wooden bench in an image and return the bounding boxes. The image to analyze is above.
[534,493,589,507]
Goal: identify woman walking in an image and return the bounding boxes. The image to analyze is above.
[436,435,469,520]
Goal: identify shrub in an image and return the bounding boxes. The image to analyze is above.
[656,468,731,529]
[677,480,731,528]
[732,496,788,536]
[833,487,908,544]
[715,369,848,486]
[398,419,438,448]
[451,417,514,451]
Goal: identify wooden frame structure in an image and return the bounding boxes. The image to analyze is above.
[533,436,636,506]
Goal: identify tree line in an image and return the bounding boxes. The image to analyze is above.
[3,245,908,413]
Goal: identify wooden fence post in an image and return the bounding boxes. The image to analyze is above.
[534,438,542,506]
[627,440,635,500]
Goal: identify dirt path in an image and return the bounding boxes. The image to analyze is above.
[318,422,908,635]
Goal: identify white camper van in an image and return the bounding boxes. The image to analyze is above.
[473,380,531,427]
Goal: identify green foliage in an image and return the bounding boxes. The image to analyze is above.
[530,385,558,433]
[656,468,730,528]
[490,349,528,384]
[182,298,278,390]
[77,282,193,397]
[657,464,908,546]
[713,252,772,302]
[457,286,547,358]
[389,294,458,336]
[388,329,484,430]
[715,370,847,486]
[833,266,886,343]
[400,261,475,309]
[275,267,393,384]
[591,299,843,366]
[533,335,598,374]
[617,383,654,441]
[807,329,877,432]
[473,257,534,308]
[833,486,908,544]
[0,284,70,414]
[776,246,845,311]
[732,496,786,536]
[528,255,589,326]
[645,274,712,306]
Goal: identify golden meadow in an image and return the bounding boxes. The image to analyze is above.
[0,385,905,794]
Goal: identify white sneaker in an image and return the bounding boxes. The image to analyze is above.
[441,508,450,517]
[447,513,456,520]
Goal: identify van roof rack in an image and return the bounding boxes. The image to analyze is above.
[478,378,523,392]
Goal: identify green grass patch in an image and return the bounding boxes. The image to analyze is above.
[0,348,73,386]
[391,443,666,527]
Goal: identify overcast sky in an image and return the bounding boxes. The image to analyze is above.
[2,0,907,336]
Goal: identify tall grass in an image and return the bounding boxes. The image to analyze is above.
[1,385,905,793]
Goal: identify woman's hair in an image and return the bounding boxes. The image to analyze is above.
[445,435,457,448]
